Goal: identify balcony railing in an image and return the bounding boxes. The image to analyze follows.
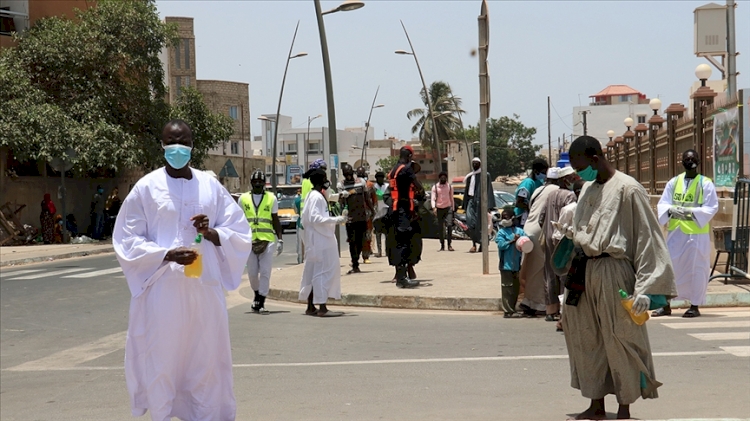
[0,8,29,37]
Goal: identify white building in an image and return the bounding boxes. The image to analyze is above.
[572,85,653,144]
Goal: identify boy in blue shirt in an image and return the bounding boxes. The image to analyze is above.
[495,206,527,318]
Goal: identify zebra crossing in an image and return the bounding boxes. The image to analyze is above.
[0,265,122,280]
[657,310,750,358]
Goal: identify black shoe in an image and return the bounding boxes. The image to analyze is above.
[395,266,419,288]
[651,306,672,317]
[503,312,520,319]
[682,307,701,318]
[347,267,361,274]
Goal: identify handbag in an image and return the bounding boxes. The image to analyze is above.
[252,240,270,255]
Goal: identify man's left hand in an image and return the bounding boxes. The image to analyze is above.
[632,294,651,315]
[191,214,220,246]
[276,240,283,256]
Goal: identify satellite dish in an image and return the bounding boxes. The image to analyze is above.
[49,148,77,172]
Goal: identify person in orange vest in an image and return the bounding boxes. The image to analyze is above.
[387,146,422,288]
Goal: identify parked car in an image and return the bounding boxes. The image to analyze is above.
[230,193,298,232]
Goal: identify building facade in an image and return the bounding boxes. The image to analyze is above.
[572,85,653,144]
[1,0,95,48]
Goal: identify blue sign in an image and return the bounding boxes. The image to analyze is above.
[330,154,339,170]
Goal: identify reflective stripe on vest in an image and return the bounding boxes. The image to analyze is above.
[667,173,709,235]
[239,191,277,242]
[388,164,414,211]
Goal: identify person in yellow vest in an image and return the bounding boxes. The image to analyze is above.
[654,149,719,318]
[239,170,283,314]
[297,159,328,265]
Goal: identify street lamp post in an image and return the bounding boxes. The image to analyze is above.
[305,114,322,170]
[395,20,442,176]
[623,117,634,177]
[314,0,365,252]
[648,98,663,194]
[691,64,717,174]
[606,129,615,164]
[269,21,307,196]
[360,86,384,171]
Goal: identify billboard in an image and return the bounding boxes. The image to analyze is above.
[742,89,749,178]
[713,107,740,188]
[286,165,302,185]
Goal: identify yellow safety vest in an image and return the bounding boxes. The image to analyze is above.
[668,173,709,235]
[239,191,276,242]
[299,178,313,215]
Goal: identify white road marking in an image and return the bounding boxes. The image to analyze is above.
[654,311,750,320]
[4,289,251,372]
[720,346,750,357]
[663,321,750,329]
[62,267,122,278]
[689,332,750,341]
[6,267,88,280]
[3,350,727,372]
[0,269,44,277]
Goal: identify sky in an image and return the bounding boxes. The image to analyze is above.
[155,0,750,148]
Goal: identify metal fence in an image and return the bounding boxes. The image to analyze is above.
[710,178,750,283]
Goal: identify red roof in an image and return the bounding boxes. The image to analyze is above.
[589,85,643,98]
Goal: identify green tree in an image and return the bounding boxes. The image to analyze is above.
[0,0,229,173]
[375,155,399,173]
[406,81,463,173]
[170,88,233,170]
[463,115,541,178]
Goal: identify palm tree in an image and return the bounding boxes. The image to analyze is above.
[406,81,464,160]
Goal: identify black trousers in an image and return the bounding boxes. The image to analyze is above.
[435,207,453,247]
[346,220,368,268]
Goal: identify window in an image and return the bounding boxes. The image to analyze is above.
[637,115,646,124]
[286,143,297,152]
[175,41,181,69]
[175,76,182,97]
[620,95,630,103]
[183,76,190,88]
[184,39,190,69]
[229,106,238,120]
[231,141,239,155]
[308,142,320,153]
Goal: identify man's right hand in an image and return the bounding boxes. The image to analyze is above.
[164,247,198,265]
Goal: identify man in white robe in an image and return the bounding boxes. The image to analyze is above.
[113,120,253,421]
[518,167,560,316]
[655,149,719,318]
[565,136,677,420]
[299,169,346,317]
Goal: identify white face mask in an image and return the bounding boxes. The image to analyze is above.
[500,219,513,227]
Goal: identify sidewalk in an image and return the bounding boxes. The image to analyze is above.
[256,238,750,311]
[2,238,748,311]
[0,242,114,267]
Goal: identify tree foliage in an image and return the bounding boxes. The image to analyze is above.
[462,115,541,178]
[407,81,464,152]
[170,88,233,170]
[0,0,229,173]
[375,155,399,173]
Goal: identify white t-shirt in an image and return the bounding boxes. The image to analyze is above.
[252,193,278,213]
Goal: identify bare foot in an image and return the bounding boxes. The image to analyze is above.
[574,408,607,420]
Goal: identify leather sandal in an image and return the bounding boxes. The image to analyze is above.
[682,308,701,318]
[651,307,672,317]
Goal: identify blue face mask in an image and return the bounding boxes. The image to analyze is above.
[536,173,546,182]
[577,166,598,182]
[164,144,192,169]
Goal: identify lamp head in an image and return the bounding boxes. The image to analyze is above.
[395,49,412,55]
[374,104,385,109]
[338,0,364,12]
[624,117,634,128]
[290,52,308,59]
[695,64,712,81]
[607,130,615,139]
[649,98,662,112]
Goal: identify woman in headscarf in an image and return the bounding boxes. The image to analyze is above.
[40,193,56,244]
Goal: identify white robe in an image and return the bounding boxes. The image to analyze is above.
[656,175,719,305]
[520,184,558,311]
[299,189,342,304]
[113,168,253,421]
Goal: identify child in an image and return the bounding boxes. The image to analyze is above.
[495,206,527,318]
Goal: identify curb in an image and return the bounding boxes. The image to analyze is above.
[0,247,115,267]
[265,287,750,311]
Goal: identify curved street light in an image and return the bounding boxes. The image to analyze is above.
[395,20,442,175]
[269,21,307,195]
[304,114,323,169]
[314,0,365,253]
[360,86,384,170]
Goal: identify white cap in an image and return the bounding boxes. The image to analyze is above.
[472,157,481,163]
[546,167,560,179]
[558,166,576,178]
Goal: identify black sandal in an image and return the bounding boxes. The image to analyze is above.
[682,308,701,318]
[651,306,672,317]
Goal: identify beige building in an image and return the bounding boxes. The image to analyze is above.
[1,0,95,49]
[159,16,260,193]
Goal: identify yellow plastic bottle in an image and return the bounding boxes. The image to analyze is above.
[184,234,203,278]
[619,289,649,325]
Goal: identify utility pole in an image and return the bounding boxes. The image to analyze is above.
[581,110,589,135]
[547,96,552,166]
[727,0,737,99]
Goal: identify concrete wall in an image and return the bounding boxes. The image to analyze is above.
[573,103,654,144]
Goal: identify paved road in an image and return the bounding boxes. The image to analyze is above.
[1,255,749,421]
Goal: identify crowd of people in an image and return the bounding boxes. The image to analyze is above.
[108,119,719,421]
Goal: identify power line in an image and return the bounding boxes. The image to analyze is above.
[549,100,573,131]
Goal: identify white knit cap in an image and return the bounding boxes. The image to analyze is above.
[558,166,576,178]
[472,157,481,163]
[546,167,560,179]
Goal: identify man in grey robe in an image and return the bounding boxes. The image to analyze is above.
[564,136,677,420]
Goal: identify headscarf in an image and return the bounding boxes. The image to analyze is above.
[309,159,327,170]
